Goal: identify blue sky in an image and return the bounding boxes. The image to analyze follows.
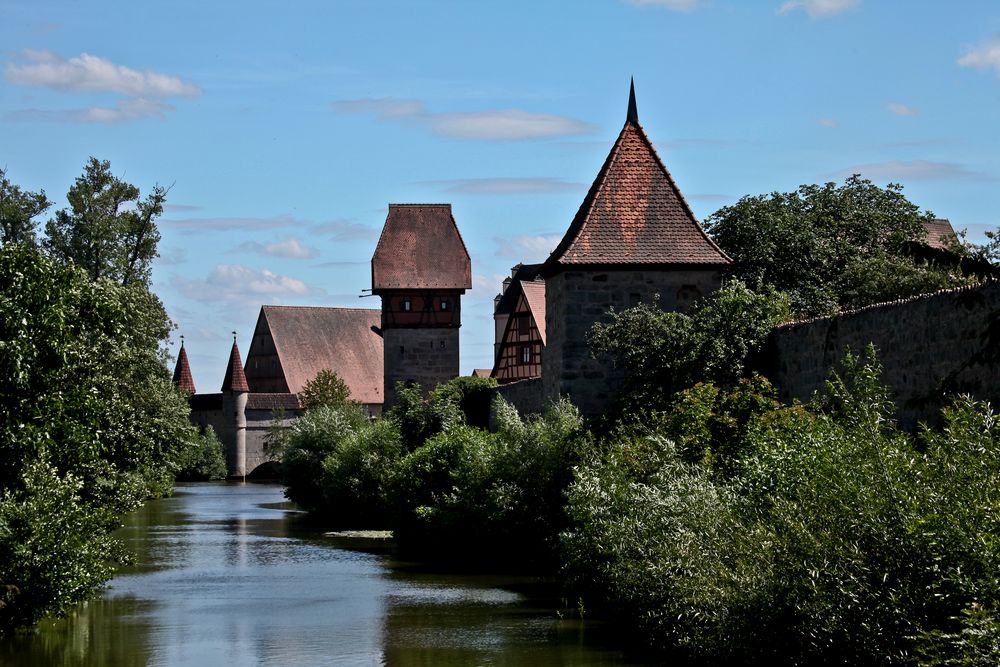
[3,0,999,390]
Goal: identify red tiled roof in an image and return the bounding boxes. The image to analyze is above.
[172,342,196,394]
[372,204,472,290]
[222,340,249,393]
[543,85,730,272]
[247,393,303,411]
[495,263,543,315]
[248,306,384,405]
[922,218,958,250]
[471,368,492,378]
[520,281,547,345]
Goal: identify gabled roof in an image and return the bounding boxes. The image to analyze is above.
[494,263,544,315]
[172,341,196,394]
[222,339,249,393]
[471,368,493,378]
[249,306,383,404]
[372,204,472,290]
[520,281,547,345]
[543,81,731,273]
[922,218,958,250]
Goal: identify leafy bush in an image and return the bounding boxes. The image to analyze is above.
[299,369,352,410]
[563,353,1000,663]
[174,427,227,481]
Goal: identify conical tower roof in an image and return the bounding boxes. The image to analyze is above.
[172,338,196,394]
[221,336,249,393]
[543,80,731,274]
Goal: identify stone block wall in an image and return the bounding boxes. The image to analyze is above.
[491,377,546,427]
[543,268,723,416]
[383,327,461,407]
[764,282,1000,429]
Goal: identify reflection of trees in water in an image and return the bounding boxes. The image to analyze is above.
[0,596,155,667]
[379,580,638,667]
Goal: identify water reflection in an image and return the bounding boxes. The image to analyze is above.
[1,482,649,666]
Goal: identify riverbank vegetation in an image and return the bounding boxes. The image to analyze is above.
[0,163,214,632]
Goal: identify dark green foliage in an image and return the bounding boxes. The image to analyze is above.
[590,280,790,415]
[389,376,491,450]
[0,244,198,632]
[563,353,1000,664]
[427,375,498,429]
[704,176,969,316]
[0,168,50,246]
[390,398,587,567]
[299,369,352,410]
[175,427,227,481]
[43,157,165,287]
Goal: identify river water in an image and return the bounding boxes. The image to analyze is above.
[1,482,651,666]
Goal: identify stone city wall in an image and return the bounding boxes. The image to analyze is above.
[763,282,1000,429]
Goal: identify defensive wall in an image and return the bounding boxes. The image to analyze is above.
[761,281,1000,429]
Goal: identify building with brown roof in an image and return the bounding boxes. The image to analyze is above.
[372,204,472,407]
[537,80,731,414]
[491,278,546,384]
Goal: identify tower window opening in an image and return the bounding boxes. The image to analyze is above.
[399,345,405,356]
[402,298,412,312]
[440,299,449,311]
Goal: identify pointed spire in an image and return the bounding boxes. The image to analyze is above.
[172,336,196,394]
[626,77,638,125]
[222,333,249,393]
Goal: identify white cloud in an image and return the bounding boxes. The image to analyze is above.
[623,0,700,9]
[237,238,318,259]
[5,49,200,97]
[817,117,839,128]
[958,37,1000,75]
[422,177,583,194]
[7,97,173,123]
[312,218,379,242]
[778,0,859,17]
[334,97,596,141]
[887,102,918,116]
[174,264,323,302]
[161,214,302,232]
[832,160,988,182]
[495,233,563,261]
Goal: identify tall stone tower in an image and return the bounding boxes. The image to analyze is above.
[372,204,472,408]
[221,335,249,478]
[540,80,732,415]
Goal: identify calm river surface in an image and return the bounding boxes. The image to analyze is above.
[1,482,651,666]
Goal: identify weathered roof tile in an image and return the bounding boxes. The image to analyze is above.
[372,204,472,290]
[172,341,196,394]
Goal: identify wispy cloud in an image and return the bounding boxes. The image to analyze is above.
[623,0,700,10]
[161,214,302,232]
[312,218,379,242]
[958,36,1000,76]
[832,160,990,182]
[156,246,187,266]
[236,237,318,259]
[5,49,200,96]
[887,101,918,116]
[4,49,199,123]
[495,233,562,261]
[334,97,596,140]
[7,97,173,123]
[163,203,202,213]
[817,117,839,128]
[421,177,583,194]
[778,0,859,17]
[173,264,324,302]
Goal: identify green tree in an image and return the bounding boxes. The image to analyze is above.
[43,157,166,287]
[299,369,352,410]
[0,167,50,246]
[589,281,791,414]
[704,175,967,316]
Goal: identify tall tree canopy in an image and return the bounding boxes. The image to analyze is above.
[0,168,50,246]
[704,175,969,316]
[43,157,166,287]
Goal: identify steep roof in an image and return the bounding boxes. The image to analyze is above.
[222,339,249,393]
[371,204,472,290]
[172,341,196,394]
[543,81,731,273]
[520,281,547,345]
[922,218,958,250]
[471,368,493,378]
[495,263,544,315]
[251,306,383,404]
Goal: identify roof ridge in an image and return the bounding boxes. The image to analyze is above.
[262,304,380,313]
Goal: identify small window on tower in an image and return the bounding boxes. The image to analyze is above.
[440,299,449,311]
[520,345,531,364]
[402,298,411,312]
